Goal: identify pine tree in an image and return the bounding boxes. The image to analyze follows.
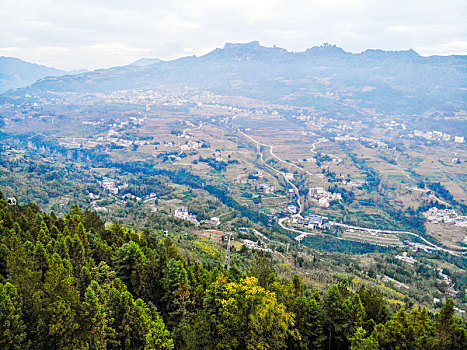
[83,280,116,349]
[433,299,467,350]
[0,282,28,349]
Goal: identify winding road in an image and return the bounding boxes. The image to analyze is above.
[238,130,466,258]
[239,130,304,214]
[329,221,466,256]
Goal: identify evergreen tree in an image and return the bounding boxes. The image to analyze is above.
[0,282,28,349]
[433,299,467,350]
[83,280,116,349]
[288,291,325,350]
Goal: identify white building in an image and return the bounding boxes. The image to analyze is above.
[396,252,416,264]
[259,183,275,194]
[102,178,119,194]
[174,208,199,225]
[242,239,258,248]
[210,217,220,225]
[309,187,325,197]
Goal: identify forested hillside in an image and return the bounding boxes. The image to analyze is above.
[0,193,466,349]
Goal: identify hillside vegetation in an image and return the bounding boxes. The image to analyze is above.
[0,193,466,349]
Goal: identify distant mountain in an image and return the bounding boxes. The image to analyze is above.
[203,40,289,61]
[359,48,420,60]
[131,58,162,66]
[69,68,90,75]
[0,57,70,93]
[304,43,351,58]
[3,42,467,114]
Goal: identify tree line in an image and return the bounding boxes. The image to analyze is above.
[0,193,466,349]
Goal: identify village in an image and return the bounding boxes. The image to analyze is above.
[409,129,464,143]
[424,207,467,227]
[308,186,342,208]
[288,213,332,229]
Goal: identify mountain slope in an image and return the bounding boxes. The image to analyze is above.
[131,57,162,66]
[4,42,467,114]
[0,56,69,93]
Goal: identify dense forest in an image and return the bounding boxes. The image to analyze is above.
[0,193,466,349]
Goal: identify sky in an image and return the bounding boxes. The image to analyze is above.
[1,0,466,71]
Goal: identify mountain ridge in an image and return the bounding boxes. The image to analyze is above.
[2,42,466,114]
[0,56,91,93]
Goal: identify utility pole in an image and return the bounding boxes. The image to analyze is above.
[223,232,232,269]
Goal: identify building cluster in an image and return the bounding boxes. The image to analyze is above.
[403,240,437,253]
[395,251,416,264]
[160,125,205,152]
[327,124,353,133]
[143,193,157,202]
[87,116,151,148]
[162,141,176,148]
[334,135,388,148]
[90,201,108,213]
[383,120,407,130]
[359,137,388,149]
[180,140,204,151]
[424,207,467,227]
[290,214,332,229]
[259,183,275,194]
[82,120,104,126]
[240,239,272,252]
[342,179,365,187]
[1,145,25,158]
[254,171,264,178]
[200,217,221,227]
[88,193,100,200]
[100,132,149,148]
[102,178,119,195]
[409,130,464,143]
[174,208,200,225]
[308,187,342,207]
[213,150,224,162]
[122,193,141,201]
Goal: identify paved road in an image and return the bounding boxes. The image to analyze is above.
[239,130,304,214]
[278,217,466,256]
[330,221,466,256]
[278,217,316,238]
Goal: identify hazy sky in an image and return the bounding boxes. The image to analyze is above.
[1,0,466,70]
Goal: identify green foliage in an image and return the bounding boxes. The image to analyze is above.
[201,275,297,349]
[432,299,467,350]
[0,282,27,348]
[287,292,325,349]
[0,197,466,349]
